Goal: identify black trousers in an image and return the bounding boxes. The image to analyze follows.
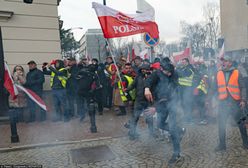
[129,100,153,135]
[77,94,97,129]
[95,89,103,113]
[156,100,182,155]
[218,98,248,147]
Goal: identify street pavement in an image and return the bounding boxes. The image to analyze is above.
[1,109,248,168]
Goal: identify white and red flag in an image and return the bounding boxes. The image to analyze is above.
[172,47,192,63]
[139,49,149,60]
[4,62,47,111]
[4,62,18,99]
[218,43,225,60]
[92,2,159,39]
[15,85,47,111]
[217,43,224,69]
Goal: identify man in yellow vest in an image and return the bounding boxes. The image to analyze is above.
[194,75,208,125]
[115,63,135,116]
[215,55,248,151]
[177,58,195,123]
[43,59,70,122]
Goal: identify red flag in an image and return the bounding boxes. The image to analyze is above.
[127,50,131,63]
[15,84,48,111]
[4,62,18,99]
[172,47,190,62]
[92,2,159,39]
[132,48,136,61]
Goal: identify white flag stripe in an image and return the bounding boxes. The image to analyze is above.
[92,2,154,22]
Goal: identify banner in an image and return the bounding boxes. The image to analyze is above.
[92,2,159,39]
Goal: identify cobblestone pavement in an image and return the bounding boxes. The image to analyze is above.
[0,109,131,148]
[1,121,248,168]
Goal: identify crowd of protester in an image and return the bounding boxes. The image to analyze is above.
[8,54,248,164]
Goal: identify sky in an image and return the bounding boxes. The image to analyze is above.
[58,0,218,42]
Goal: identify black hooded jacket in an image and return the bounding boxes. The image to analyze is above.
[145,69,179,102]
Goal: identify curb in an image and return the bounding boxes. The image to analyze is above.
[0,137,113,153]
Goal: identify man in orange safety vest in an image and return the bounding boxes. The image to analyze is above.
[215,54,248,151]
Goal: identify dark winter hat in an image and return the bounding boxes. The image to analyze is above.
[162,57,171,64]
[140,64,150,70]
[153,57,161,63]
[134,56,142,60]
[27,60,36,65]
[92,58,99,63]
[143,58,150,63]
[67,57,76,61]
[161,63,174,73]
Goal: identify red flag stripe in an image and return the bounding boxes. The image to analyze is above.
[173,48,190,62]
[4,62,18,99]
[15,84,47,111]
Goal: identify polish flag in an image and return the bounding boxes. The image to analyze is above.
[131,48,136,61]
[126,47,131,63]
[172,47,192,63]
[218,43,225,60]
[4,62,18,99]
[15,84,47,111]
[92,2,159,39]
[4,63,47,111]
[140,49,149,59]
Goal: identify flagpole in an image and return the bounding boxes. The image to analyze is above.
[0,28,20,143]
[0,27,7,116]
[105,39,123,85]
[127,46,130,62]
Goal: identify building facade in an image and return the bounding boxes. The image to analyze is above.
[79,29,107,62]
[0,0,61,90]
[220,0,248,61]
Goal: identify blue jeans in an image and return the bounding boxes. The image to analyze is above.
[52,89,69,120]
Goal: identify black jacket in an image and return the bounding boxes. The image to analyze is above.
[25,68,45,95]
[145,70,178,101]
[67,64,79,93]
[76,67,100,97]
[127,73,148,102]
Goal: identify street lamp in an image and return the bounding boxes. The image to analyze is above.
[70,27,83,31]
